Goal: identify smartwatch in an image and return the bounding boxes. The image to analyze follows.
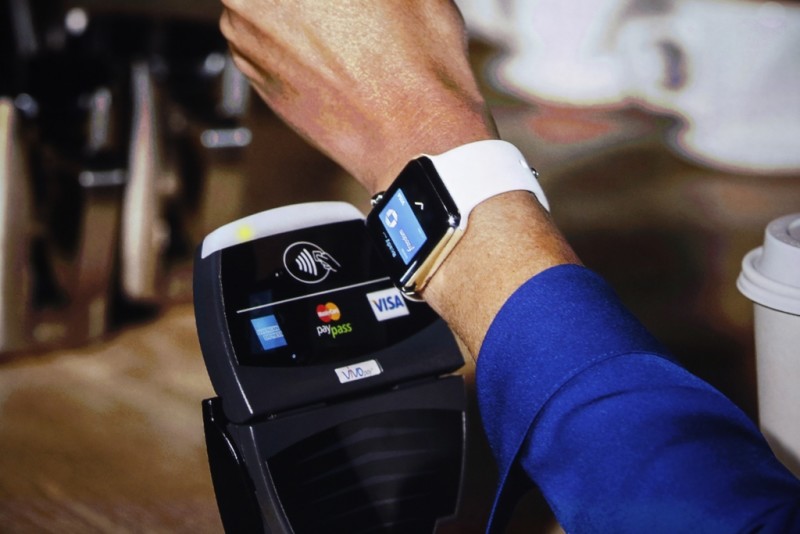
[365,140,549,299]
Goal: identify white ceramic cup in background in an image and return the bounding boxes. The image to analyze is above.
[457,0,639,106]
[617,0,800,173]
[457,0,800,174]
[502,0,639,106]
[738,213,800,477]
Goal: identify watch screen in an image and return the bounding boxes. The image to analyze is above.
[219,219,437,367]
[378,188,428,265]
[367,158,459,287]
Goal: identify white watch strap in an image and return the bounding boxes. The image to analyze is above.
[427,140,549,229]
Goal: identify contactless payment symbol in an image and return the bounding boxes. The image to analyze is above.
[283,241,341,284]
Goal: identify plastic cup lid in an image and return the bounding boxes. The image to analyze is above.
[737,213,800,315]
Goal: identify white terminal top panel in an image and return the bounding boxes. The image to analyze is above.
[201,201,364,258]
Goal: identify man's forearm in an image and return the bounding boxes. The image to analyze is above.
[221,0,498,195]
[422,191,581,357]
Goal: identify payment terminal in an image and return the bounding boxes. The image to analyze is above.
[194,202,466,533]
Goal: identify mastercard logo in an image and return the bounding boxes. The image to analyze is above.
[316,302,341,323]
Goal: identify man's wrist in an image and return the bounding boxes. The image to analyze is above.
[421,193,581,356]
[364,104,498,196]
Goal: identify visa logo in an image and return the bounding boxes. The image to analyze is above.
[366,287,410,321]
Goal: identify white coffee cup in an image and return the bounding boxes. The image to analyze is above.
[738,213,800,477]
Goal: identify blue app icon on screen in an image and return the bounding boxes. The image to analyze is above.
[379,189,428,265]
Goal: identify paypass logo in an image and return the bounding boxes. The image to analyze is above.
[315,301,353,339]
[366,287,410,321]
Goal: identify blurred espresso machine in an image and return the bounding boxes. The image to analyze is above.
[0,0,252,354]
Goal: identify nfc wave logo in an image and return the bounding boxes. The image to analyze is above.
[366,287,409,321]
[283,241,341,284]
[335,359,383,384]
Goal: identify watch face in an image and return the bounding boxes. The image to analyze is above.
[366,158,460,292]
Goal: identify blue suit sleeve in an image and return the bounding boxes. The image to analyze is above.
[476,264,800,533]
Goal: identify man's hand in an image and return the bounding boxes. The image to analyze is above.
[220,0,497,195]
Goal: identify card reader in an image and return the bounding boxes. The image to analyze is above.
[194,201,466,533]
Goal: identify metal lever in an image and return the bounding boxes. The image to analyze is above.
[0,97,34,352]
[40,167,124,346]
[0,94,125,354]
[120,60,172,303]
